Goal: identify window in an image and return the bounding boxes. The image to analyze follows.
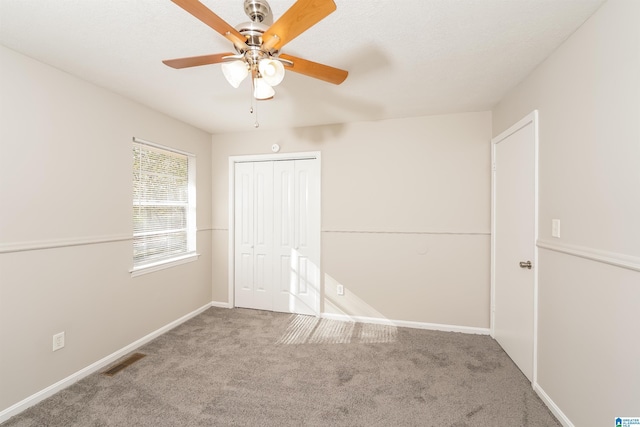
[132,137,196,275]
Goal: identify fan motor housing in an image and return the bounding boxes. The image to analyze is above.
[236,0,274,49]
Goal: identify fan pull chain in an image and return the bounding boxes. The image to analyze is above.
[253,102,259,128]
[250,78,259,128]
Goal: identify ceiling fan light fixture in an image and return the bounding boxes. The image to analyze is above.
[221,60,249,88]
[258,58,285,86]
[164,0,349,114]
[253,77,275,99]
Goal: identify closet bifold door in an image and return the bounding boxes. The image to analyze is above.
[273,161,295,313]
[294,159,320,316]
[234,158,319,315]
[234,161,274,310]
[273,159,320,315]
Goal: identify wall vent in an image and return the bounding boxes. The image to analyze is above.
[102,353,146,376]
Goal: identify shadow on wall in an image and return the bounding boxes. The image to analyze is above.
[292,122,348,144]
[286,44,392,143]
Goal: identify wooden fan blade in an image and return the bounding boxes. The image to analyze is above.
[171,0,247,49]
[262,0,336,51]
[163,53,235,69]
[279,54,348,85]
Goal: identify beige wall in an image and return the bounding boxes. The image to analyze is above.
[0,46,213,412]
[212,112,492,328]
[492,0,640,425]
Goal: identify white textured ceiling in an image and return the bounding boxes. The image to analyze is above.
[0,0,605,134]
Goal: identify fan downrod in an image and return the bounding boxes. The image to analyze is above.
[244,0,273,25]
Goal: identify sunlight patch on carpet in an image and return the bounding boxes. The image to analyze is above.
[277,315,397,345]
[359,322,398,344]
[308,318,354,344]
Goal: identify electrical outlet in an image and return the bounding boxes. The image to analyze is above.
[337,285,345,296]
[53,332,65,351]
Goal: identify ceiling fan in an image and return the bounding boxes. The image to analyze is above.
[163,0,348,101]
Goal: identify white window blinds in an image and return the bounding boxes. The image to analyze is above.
[133,138,196,269]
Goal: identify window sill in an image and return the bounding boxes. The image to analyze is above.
[130,252,200,278]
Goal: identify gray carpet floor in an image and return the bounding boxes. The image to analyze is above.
[3,307,560,426]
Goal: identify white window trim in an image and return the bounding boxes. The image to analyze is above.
[130,252,200,277]
[131,137,197,276]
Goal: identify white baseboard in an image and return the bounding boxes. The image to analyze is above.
[210,301,231,308]
[0,302,213,424]
[321,312,490,335]
[534,382,574,427]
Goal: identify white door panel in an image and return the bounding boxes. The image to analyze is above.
[235,163,254,308]
[273,161,295,313]
[492,114,537,382]
[292,160,320,315]
[252,162,274,310]
[238,254,252,291]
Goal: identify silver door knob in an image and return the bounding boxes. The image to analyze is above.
[519,261,532,269]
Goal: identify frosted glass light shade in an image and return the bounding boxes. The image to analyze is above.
[258,59,285,86]
[253,78,275,100]
[221,60,249,88]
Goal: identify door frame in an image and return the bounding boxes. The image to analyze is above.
[228,151,322,314]
[490,110,539,384]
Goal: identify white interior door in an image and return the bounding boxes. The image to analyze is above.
[492,112,537,382]
[234,162,274,310]
[233,156,320,315]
